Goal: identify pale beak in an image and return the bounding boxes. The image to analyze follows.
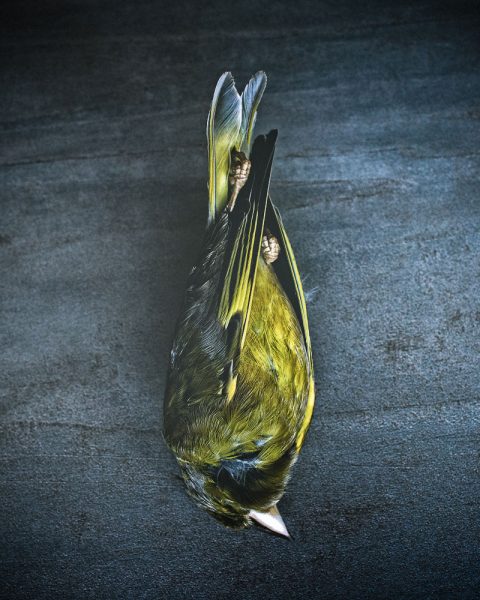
[249,505,290,538]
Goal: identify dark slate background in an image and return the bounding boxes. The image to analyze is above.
[1,1,479,598]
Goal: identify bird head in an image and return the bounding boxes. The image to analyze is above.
[176,442,296,537]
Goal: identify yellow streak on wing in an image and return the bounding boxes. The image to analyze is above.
[218,206,265,352]
[225,374,238,403]
[295,375,315,451]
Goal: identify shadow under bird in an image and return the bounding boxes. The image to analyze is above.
[163,71,315,537]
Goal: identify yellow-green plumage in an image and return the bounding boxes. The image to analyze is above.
[237,258,309,454]
[163,72,314,532]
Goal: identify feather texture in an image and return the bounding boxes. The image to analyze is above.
[207,73,242,226]
[207,71,267,225]
[217,131,277,350]
[239,71,267,154]
[266,200,315,450]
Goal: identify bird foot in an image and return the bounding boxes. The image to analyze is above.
[227,150,251,211]
[262,230,280,264]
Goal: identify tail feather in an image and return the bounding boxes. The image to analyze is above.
[207,71,267,226]
[207,73,242,226]
[239,71,268,154]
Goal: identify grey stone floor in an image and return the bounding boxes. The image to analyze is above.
[1,1,479,598]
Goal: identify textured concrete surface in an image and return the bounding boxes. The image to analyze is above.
[1,1,479,598]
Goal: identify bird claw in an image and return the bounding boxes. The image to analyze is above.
[262,230,280,264]
[227,150,251,211]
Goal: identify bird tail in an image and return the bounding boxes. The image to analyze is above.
[206,71,267,226]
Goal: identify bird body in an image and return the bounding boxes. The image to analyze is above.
[163,72,314,534]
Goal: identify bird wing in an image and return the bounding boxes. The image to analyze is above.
[265,198,315,450]
[266,200,312,366]
[164,131,278,448]
[215,129,316,446]
[217,130,278,356]
[207,72,267,225]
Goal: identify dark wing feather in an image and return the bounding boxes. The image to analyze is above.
[217,130,278,351]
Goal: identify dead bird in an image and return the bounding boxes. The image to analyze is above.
[163,71,315,537]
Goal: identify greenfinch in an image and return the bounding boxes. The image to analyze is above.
[163,72,315,537]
